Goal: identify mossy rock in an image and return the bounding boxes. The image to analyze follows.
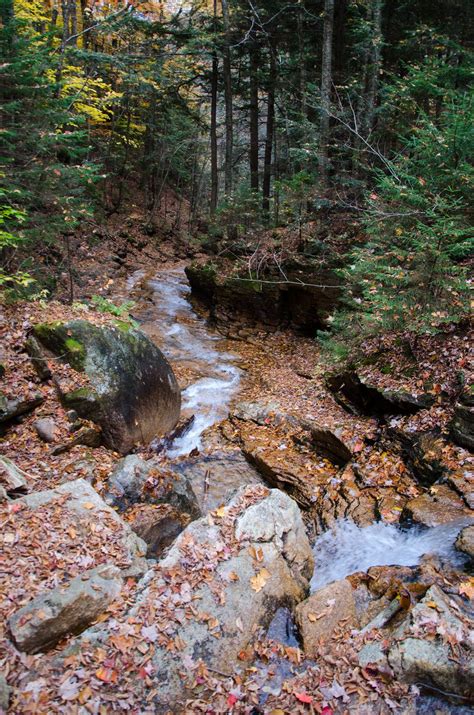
[32,320,181,454]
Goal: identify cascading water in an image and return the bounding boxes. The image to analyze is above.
[126,268,471,587]
[310,518,471,591]
[134,269,240,457]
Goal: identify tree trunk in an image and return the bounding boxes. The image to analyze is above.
[249,42,259,192]
[210,0,218,215]
[297,4,306,115]
[319,0,334,186]
[221,0,233,198]
[363,0,383,136]
[262,49,276,219]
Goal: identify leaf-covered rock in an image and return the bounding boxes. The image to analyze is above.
[8,564,123,654]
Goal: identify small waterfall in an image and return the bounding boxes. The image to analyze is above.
[311,518,470,591]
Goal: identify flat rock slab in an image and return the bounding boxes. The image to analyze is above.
[0,456,30,496]
[402,484,473,527]
[172,448,264,512]
[8,564,123,654]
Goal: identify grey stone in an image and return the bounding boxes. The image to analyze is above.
[388,585,474,699]
[8,564,123,654]
[0,456,29,496]
[50,488,313,711]
[32,319,181,454]
[456,524,474,560]
[20,479,148,577]
[106,455,200,519]
[0,673,11,712]
[34,417,58,443]
[0,392,44,424]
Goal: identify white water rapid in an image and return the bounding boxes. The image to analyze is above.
[139,269,240,457]
[310,518,471,591]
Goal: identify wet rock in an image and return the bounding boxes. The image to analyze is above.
[0,456,29,496]
[401,484,472,527]
[128,504,191,558]
[451,388,474,451]
[172,448,263,512]
[295,579,358,652]
[20,479,147,577]
[34,417,58,443]
[0,673,10,712]
[388,585,474,699]
[443,470,474,510]
[392,430,446,486]
[455,525,474,560]
[31,319,181,453]
[106,455,200,520]
[0,392,44,424]
[8,564,123,654]
[327,371,435,416]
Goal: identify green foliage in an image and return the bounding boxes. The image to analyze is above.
[320,96,472,358]
[91,295,139,329]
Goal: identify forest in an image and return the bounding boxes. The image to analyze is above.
[0,0,473,712]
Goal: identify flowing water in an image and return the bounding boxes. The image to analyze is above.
[130,268,240,457]
[126,267,470,586]
[310,518,471,591]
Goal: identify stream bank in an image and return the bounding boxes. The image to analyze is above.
[0,257,473,713]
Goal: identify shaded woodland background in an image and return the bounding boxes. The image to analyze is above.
[0,0,472,351]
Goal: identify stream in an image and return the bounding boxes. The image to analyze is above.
[126,267,470,588]
[128,268,241,456]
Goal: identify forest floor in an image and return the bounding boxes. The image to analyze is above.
[1,202,473,714]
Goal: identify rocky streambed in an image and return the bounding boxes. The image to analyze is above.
[0,264,473,713]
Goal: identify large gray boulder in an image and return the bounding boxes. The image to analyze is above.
[29,487,313,712]
[17,479,147,578]
[31,319,181,453]
[8,564,123,654]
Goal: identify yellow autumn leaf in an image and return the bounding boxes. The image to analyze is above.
[82,502,95,509]
[250,568,270,593]
[215,505,226,518]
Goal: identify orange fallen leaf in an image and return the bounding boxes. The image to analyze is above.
[250,568,270,593]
